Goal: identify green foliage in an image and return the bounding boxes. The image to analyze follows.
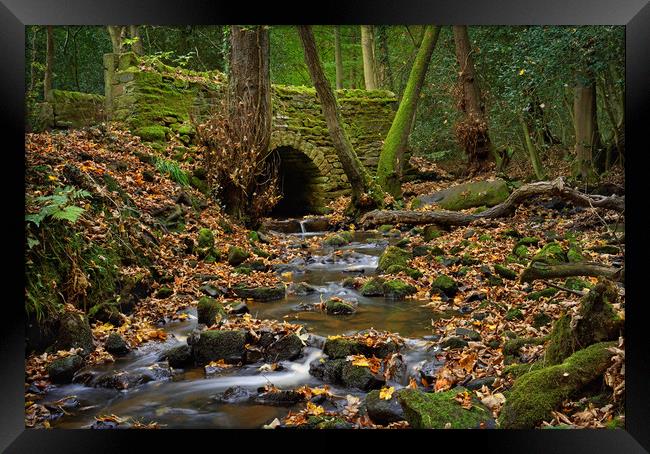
[25,186,90,228]
[155,157,190,186]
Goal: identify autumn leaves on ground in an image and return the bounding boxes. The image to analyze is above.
[25,125,624,430]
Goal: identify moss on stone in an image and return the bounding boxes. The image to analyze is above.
[532,242,567,265]
[134,125,169,142]
[423,225,442,242]
[398,389,493,429]
[505,308,524,321]
[192,329,247,365]
[437,179,510,211]
[527,287,558,301]
[544,280,623,366]
[197,296,225,325]
[323,234,350,247]
[431,274,458,297]
[232,284,286,302]
[227,246,250,266]
[197,228,214,249]
[360,277,386,296]
[494,264,517,280]
[499,342,617,429]
[377,246,412,272]
[382,279,417,299]
[325,298,356,315]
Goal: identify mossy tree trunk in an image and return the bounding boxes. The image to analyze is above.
[128,25,144,55]
[360,26,377,90]
[573,74,602,182]
[44,25,54,102]
[298,25,384,210]
[107,26,125,53]
[334,26,344,89]
[452,25,493,175]
[376,25,440,198]
[519,113,546,180]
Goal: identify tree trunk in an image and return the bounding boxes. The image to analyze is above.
[573,77,601,182]
[376,25,440,198]
[519,114,546,180]
[28,26,40,93]
[107,26,125,53]
[129,25,144,55]
[224,25,272,220]
[334,26,344,90]
[44,25,54,102]
[298,25,383,210]
[376,25,393,91]
[360,177,624,227]
[360,25,377,90]
[520,262,623,284]
[452,25,493,174]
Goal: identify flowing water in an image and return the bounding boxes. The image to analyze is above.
[45,228,453,429]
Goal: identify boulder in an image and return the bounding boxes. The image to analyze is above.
[398,389,494,429]
[377,246,412,272]
[55,311,95,356]
[341,362,385,391]
[232,284,286,302]
[192,330,246,365]
[431,275,459,297]
[104,333,130,356]
[47,355,83,384]
[265,334,303,362]
[413,179,510,211]
[227,246,250,266]
[197,296,225,325]
[382,280,417,299]
[159,344,193,368]
[365,389,406,425]
[360,277,385,296]
[325,298,356,315]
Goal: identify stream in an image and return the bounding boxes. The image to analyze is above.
[44,228,452,429]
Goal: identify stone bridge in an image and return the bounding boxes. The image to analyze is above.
[57,53,398,215]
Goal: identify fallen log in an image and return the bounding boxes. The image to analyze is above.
[360,177,625,227]
[519,261,624,284]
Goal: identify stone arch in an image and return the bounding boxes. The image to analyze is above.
[268,131,339,216]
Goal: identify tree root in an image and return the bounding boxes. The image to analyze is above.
[360,177,625,227]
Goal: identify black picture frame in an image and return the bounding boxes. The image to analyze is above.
[3,1,649,451]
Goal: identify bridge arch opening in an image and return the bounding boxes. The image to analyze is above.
[268,145,325,217]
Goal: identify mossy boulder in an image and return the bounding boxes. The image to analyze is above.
[383,280,417,299]
[197,228,214,249]
[47,354,83,384]
[377,246,412,273]
[232,284,286,302]
[364,389,406,425]
[544,279,623,366]
[197,296,226,325]
[55,311,95,356]
[437,179,510,211]
[412,245,433,257]
[341,362,385,391]
[227,246,250,266]
[385,265,423,279]
[499,342,617,429]
[398,389,494,429]
[104,333,130,356]
[377,224,394,233]
[360,277,385,296]
[160,344,193,368]
[564,277,591,291]
[323,337,399,360]
[192,330,247,365]
[134,125,169,142]
[505,308,524,321]
[494,264,517,280]
[325,298,356,315]
[431,274,458,297]
[423,225,442,242]
[265,334,304,362]
[304,416,354,429]
[156,286,174,298]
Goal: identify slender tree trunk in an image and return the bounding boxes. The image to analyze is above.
[107,26,125,53]
[28,26,40,93]
[129,25,144,55]
[376,25,393,91]
[376,25,440,197]
[519,114,546,180]
[573,76,601,182]
[225,25,272,220]
[360,25,377,90]
[334,26,344,89]
[298,25,383,209]
[452,25,493,174]
[44,25,54,101]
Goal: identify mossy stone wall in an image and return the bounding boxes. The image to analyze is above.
[39,89,105,129]
[105,53,396,206]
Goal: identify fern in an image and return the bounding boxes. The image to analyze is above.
[155,158,190,186]
[25,186,90,227]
